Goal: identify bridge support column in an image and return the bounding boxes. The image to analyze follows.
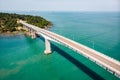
[27,28,31,36]
[23,25,28,31]
[44,38,51,54]
[31,31,36,39]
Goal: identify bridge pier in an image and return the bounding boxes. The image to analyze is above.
[44,38,51,54]
[23,25,28,31]
[24,27,30,36]
[31,31,36,39]
[31,32,36,39]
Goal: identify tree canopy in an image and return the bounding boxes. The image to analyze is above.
[0,12,52,32]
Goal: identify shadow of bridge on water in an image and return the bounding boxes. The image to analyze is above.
[37,35,105,80]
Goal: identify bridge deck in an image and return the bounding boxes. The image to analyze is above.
[20,20,120,77]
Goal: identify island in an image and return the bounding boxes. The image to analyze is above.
[0,12,52,34]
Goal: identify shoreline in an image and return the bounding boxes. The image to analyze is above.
[0,25,52,37]
[0,12,52,37]
[0,31,24,37]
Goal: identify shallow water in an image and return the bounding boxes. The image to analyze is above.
[0,12,120,80]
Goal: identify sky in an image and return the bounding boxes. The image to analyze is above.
[0,0,120,12]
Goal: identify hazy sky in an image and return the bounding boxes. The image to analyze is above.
[0,0,120,12]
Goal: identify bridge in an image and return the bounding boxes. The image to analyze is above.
[19,20,120,78]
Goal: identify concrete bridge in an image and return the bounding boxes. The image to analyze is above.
[19,20,120,78]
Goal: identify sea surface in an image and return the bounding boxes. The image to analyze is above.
[0,12,120,80]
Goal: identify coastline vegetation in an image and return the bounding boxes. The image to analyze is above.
[0,12,52,33]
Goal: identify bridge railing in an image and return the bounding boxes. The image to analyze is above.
[20,20,120,78]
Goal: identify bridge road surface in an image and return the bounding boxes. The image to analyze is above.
[20,20,120,78]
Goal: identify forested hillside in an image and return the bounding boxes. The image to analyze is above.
[0,12,52,32]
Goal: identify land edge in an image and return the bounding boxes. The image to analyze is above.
[0,21,52,36]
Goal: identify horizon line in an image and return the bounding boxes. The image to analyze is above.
[0,10,120,12]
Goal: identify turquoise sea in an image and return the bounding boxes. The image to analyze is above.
[0,12,120,80]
